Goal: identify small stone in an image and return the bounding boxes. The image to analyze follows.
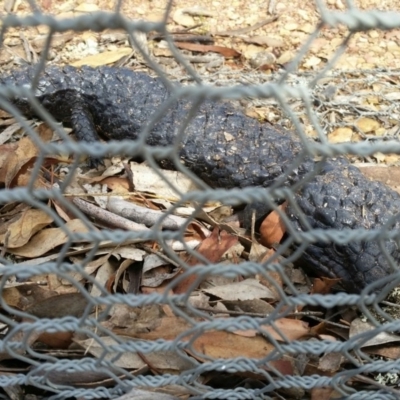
[277,51,294,64]
[297,10,309,21]
[245,35,284,47]
[248,51,276,69]
[298,23,314,34]
[331,38,343,47]
[370,45,385,54]
[387,40,398,49]
[3,37,21,46]
[242,44,263,59]
[309,38,328,53]
[275,2,286,11]
[336,0,345,9]
[173,9,195,27]
[74,3,99,12]
[263,37,284,48]
[284,23,299,31]
[224,132,234,141]
[303,55,321,68]
[369,30,379,39]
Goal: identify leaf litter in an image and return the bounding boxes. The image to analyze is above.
[2,0,400,395]
[0,86,397,398]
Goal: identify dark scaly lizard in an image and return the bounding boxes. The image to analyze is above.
[1,64,400,293]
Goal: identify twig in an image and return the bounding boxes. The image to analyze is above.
[215,16,279,37]
[107,196,189,230]
[305,315,351,329]
[381,300,400,309]
[149,33,213,44]
[268,0,277,15]
[72,197,151,233]
[184,305,324,319]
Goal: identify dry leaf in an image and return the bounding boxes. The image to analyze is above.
[203,278,277,301]
[142,253,180,288]
[24,292,93,348]
[100,176,130,193]
[91,260,115,297]
[51,198,74,222]
[2,283,57,310]
[257,248,284,288]
[116,315,194,341]
[174,227,238,294]
[67,253,113,284]
[116,314,297,368]
[70,48,133,67]
[375,150,396,164]
[327,127,354,143]
[190,330,275,360]
[259,203,287,247]
[237,318,310,341]
[223,299,274,315]
[312,277,342,294]
[0,143,17,183]
[114,387,189,400]
[311,387,335,400]
[25,292,92,319]
[175,42,241,58]
[79,336,194,372]
[0,209,53,248]
[364,344,400,360]
[8,219,91,257]
[129,162,198,200]
[318,352,344,373]
[0,327,41,361]
[37,331,75,349]
[356,117,380,133]
[349,318,400,347]
[5,123,53,188]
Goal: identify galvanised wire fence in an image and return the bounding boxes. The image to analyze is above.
[1,1,400,399]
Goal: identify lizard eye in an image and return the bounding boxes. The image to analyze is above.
[333,244,346,257]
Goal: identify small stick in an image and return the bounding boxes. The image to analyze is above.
[215,16,279,37]
[107,196,189,230]
[72,197,151,233]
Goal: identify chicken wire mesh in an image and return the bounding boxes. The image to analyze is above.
[1,0,400,399]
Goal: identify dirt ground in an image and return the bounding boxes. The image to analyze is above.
[2,0,400,71]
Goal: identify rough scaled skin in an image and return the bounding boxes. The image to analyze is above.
[287,158,400,291]
[1,65,399,292]
[1,65,306,187]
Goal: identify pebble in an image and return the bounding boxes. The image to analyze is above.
[249,51,276,68]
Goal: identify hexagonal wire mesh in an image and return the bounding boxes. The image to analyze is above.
[1,0,400,399]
